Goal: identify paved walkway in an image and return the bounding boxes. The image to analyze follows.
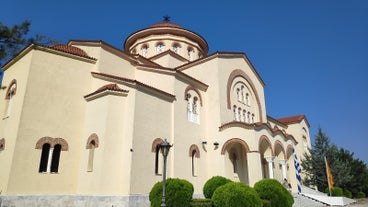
[346,198,368,206]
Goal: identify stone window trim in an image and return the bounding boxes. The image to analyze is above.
[226,69,263,122]
[0,138,5,150]
[189,144,200,158]
[5,79,17,100]
[86,133,99,149]
[221,138,250,155]
[35,137,69,151]
[184,86,203,106]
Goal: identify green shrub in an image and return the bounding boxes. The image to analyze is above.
[254,179,294,207]
[212,182,262,207]
[357,191,366,198]
[261,199,271,207]
[203,176,232,199]
[190,198,213,207]
[343,189,352,198]
[149,178,194,207]
[331,187,343,196]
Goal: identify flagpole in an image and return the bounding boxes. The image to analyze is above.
[324,156,332,196]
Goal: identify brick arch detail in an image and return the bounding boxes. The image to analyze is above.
[258,135,274,156]
[86,133,99,149]
[274,140,286,160]
[5,79,17,100]
[0,138,5,150]
[226,69,263,122]
[189,144,200,158]
[35,137,69,151]
[221,138,250,155]
[184,86,203,106]
[151,138,164,152]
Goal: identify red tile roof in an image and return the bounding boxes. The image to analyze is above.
[277,115,306,125]
[84,83,128,99]
[49,44,91,58]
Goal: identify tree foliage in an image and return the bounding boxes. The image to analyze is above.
[0,20,56,66]
[301,127,368,197]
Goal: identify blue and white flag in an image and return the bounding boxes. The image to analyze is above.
[293,145,302,194]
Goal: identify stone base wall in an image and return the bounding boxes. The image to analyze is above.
[0,194,149,207]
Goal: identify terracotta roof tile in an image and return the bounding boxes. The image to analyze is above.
[49,44,92,59]
[84,83,128,99]
[277,115,306,125]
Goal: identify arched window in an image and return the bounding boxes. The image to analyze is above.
[141,44,148,57]
[185,88,202,124]
[237,107,242,122]
[240,86,245,103]
[242,110,246,122]
[87,141,96,172]
[36,137,68,173]
[246,93,250,106]
[0,138,5,151]
[4,79,17,118]
[39,143,50,173]
[51,144,61,173]
[152,138,163,175]
[233,105,237,120]
[252,113,255,123]
[86,133,99,172]
[156,42,164,53]
[187,47,194,61]
[236,88,241,102]
[247,112,251,123]
[172,43,180,53]
[189,145,200,177]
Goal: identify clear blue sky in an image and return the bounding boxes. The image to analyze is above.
[1,1,368,163]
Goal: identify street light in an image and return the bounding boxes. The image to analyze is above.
[160,139,172,207]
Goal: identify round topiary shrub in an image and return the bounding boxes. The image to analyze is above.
[149,178,194,207]
[331,187,343,196]
[343,188,352,198]
[254,179,294,207]
[357,191,366,198]
[212,182,262,207]
[203,176,232,199]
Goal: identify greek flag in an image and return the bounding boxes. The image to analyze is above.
[293,145,302,194]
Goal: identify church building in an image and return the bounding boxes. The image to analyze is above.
[0,20,311,206]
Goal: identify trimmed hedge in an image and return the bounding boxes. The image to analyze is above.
[190,198,213,207]
[254,179,294,207]
[212,182,262,207]
[149,178,194,207]
[203,176,232,199]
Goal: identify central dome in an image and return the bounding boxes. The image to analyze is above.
[124,21,208,61]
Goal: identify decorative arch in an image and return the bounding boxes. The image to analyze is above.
[35,137,69,151]
[226,69,263,122]
[184,86,203,106]
[151,138,164,152]
[221,138,250,155]
[5,79,17,100]
[258,135,273,156]
[286,144,293,159]
[86,133,99,149]
[274,140,286,160]
[189,144,200,158]
[0,138,5,150]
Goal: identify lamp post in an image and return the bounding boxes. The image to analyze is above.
[160,139,172,207]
